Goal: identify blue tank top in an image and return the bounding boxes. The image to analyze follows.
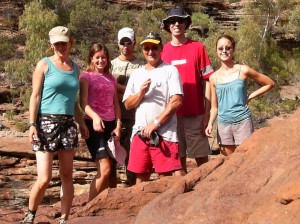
[39,57,79,116]
[215,67,251,124]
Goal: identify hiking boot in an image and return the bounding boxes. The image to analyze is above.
[22,211,35,224]
[58,217,68,224]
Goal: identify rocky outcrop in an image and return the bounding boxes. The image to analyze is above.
[1,108,300,223]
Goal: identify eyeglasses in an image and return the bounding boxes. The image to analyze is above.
[142,45,159,51]
[217,46,232,51]
[168,17,185,25]
[120,41,133,46]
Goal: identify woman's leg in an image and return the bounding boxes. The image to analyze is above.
[89,157,111,202]
[58,149,75,219]
[29,151,54,211]
[220,145,236,156]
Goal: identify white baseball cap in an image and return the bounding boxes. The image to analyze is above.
[118,27,135,43]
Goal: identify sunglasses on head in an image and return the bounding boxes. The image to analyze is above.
[142,45,159,51]
[217,46,232,51]
[168,17,185,25]
[120,41,133,46]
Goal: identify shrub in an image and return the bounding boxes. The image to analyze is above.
[279,99,300,113]
[15,121,29,133]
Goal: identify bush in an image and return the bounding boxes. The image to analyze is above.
[4,59,32,86]
[279,99,300,113]
[15,121,29,133]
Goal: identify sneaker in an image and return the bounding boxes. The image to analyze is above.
[22,211,35,224]
[58,217,68,224]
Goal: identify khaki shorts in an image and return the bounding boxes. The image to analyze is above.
[177,115,211,158]
[217,118,254,146]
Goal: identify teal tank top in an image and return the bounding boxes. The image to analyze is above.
[215,67,252,124]
[39,57,79,116]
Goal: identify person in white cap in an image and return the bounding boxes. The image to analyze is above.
[22,26,89,224]
[123,32,183,184]
[161,7,214,175]
[111,27,144,187]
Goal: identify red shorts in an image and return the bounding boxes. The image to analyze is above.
[128,134,182,174]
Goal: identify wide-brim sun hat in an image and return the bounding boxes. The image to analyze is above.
[140,32,162,45]
[49,26,70,44]
[162,7,192,33]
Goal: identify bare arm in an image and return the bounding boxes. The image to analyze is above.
[28,59,46,144]
[205,75,218,137]
[124,78,151,110]
[74,65,89,139]
[117,83,126,94]
[79,78,105,132]
[202,79,211,132]
[141,94,183,139]
[243,65,275,103]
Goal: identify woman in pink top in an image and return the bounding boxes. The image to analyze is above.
[80,43,121,201]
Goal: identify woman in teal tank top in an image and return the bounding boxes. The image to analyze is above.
[205,35,274,157]
[23,26,89,224]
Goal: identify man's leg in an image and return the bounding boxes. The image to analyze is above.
[195,156,209,167]
[136,173,151,184]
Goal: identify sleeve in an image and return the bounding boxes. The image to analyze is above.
[168,65,184,97]
[79,71,90,83]
[200,45,214,79]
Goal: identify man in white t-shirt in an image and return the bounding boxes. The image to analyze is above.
[123,32,183,184]
[111,27,144,187]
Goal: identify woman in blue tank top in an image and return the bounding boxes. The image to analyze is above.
[23,26,89,224]
[205,35,274,157]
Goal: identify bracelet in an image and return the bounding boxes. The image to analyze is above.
[28,123,37,127]
[153,119,161,128]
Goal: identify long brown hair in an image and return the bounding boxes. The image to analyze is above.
[87,43,111,74]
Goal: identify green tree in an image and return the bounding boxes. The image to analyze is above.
[288,4,300,38]
[4,0,58,87]
[19,0,58,64]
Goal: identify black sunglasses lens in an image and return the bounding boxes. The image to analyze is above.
[143,46,158,51]
[168,18,184,24]
[120,41,132,46]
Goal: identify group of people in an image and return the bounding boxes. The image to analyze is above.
[22,6,274,224]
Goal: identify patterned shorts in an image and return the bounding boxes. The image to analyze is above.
[32,114,79,152]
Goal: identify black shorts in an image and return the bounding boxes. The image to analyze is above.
[33,114,79,152]
[84,119,116,161]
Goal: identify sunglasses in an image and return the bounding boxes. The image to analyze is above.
[217,46,232,51]
[168,17,185,25]
[120,41,133,46]
[142,45,159,51]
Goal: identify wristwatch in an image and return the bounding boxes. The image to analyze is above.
[153,119,161,128]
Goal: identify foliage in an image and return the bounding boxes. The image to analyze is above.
[4,0,58,86]
[20,88,32,110]
[288,4,300,38]
[0,36,15,59]
[4,60,32,86]
[4,110,16,121]
[235,17,262,69]
[15,121,29,133]
[279,99,300,113]
[2,0,300,119]
[0,36,15,71]
[19,0,58,64]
